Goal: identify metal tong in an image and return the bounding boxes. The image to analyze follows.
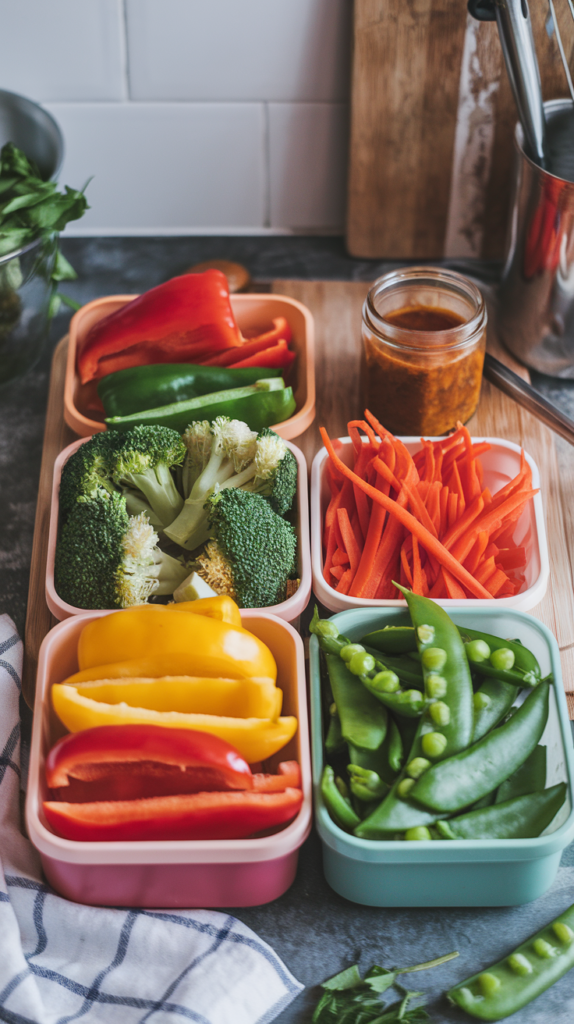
[468,0,546,166]
[484,353,574,446]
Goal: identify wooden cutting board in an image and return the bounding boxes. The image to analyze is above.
[347,0,574,259]
[23,281,574,717]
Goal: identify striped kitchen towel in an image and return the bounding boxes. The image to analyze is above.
[0,614,303,1024]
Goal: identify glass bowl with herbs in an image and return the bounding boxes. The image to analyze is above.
[0,141,88,387]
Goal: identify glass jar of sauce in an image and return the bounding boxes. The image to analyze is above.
[361,267,487,435]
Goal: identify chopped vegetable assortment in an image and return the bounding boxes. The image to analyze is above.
[310,591,565,843]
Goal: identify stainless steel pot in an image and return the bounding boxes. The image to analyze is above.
[499,99,574,378]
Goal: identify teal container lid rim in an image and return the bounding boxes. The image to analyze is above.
[309,606,574,862]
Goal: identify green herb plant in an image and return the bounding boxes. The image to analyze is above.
[0,141,90,316]
[311,951,459,1024]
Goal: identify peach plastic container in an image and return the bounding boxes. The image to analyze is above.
[64,292,315,441]
[26,610,312,908]
[46,437,311,624]
[311,436,549,612]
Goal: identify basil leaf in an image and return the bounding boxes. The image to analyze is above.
[322,965,364,991]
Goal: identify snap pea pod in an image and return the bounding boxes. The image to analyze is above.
[410,681,550,813]
[459,626,541,688]
[436,784,566,840]
[472,678,518,743]
[325,654,388,751]
[362,622,542,687]
[325,706,345,755]
[397,586,475,757]
[364,648,424,689]
[320,764,361,832]
[360,625,418,655]
[356,588,477,838]
[386,717,404,772]
[495,745,546,804]
[448,898,574,1021]
[354,717,448,837]
[348,741,397,787]
[360,671,426,718]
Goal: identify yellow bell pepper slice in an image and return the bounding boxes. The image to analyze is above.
[59,677,282,720]
[166,596,242,628]
[77,606,276,682]
[51,684,297,763]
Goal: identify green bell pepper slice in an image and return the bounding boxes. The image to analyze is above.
[104,378,296,434]
[97,363,282,418]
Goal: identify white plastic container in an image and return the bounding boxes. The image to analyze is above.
[311,436,548,612]
[46,437,311,624]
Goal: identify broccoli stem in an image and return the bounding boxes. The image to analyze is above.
[124,463,184,528]
[164,450,236,548]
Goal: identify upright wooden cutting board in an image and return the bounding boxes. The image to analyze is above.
[347,0,574,259]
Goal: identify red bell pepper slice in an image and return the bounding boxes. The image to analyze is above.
[228,340,297,370]
[77,270,242,384]
[46,725,253,804]
[43,788,304,842]
[201,317,292,367]
[252,760,302,792]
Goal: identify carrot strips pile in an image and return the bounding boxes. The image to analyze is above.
[321,413,537,600]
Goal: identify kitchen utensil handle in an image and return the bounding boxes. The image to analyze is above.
[483,353,574,446]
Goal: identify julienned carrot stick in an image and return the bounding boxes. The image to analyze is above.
[320,427,492,599]
[337,508,361,573]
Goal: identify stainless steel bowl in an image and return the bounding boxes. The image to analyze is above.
[0,88,63,180]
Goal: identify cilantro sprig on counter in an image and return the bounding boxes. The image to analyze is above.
[0,142,90,314]
[311,952,459,1024]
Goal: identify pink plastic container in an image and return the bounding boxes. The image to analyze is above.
[26,610,312,908]
[311,436,548,612]
[64,292,315,441]
[46,437,311,624]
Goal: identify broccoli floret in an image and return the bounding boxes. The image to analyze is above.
[243,428,297,516]
[54,493,189,609]
[181,420,213,498]
[164,417,258,550]
[58,431,120,522]
[194,489,297,608]
[109,425,186,529]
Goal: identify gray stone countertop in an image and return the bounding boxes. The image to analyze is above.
[1,237,573,1024]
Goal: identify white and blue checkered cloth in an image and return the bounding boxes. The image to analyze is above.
[0,614,303,1024]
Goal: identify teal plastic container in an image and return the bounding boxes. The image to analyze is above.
[310,606,574,907]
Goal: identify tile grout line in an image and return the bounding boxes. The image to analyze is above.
[120,0,131,102]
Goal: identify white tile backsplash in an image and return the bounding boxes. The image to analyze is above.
[47,104,266,232]
[2,2,351,232]
[269,104,348,229]
[0,0,126,102]
[126,0,351,102]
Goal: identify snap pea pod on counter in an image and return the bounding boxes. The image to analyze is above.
[410,681,550,813]
[436,783,566,840]
[448,900,574,1020]
[472,678,518,743]
[495,744,546,804]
